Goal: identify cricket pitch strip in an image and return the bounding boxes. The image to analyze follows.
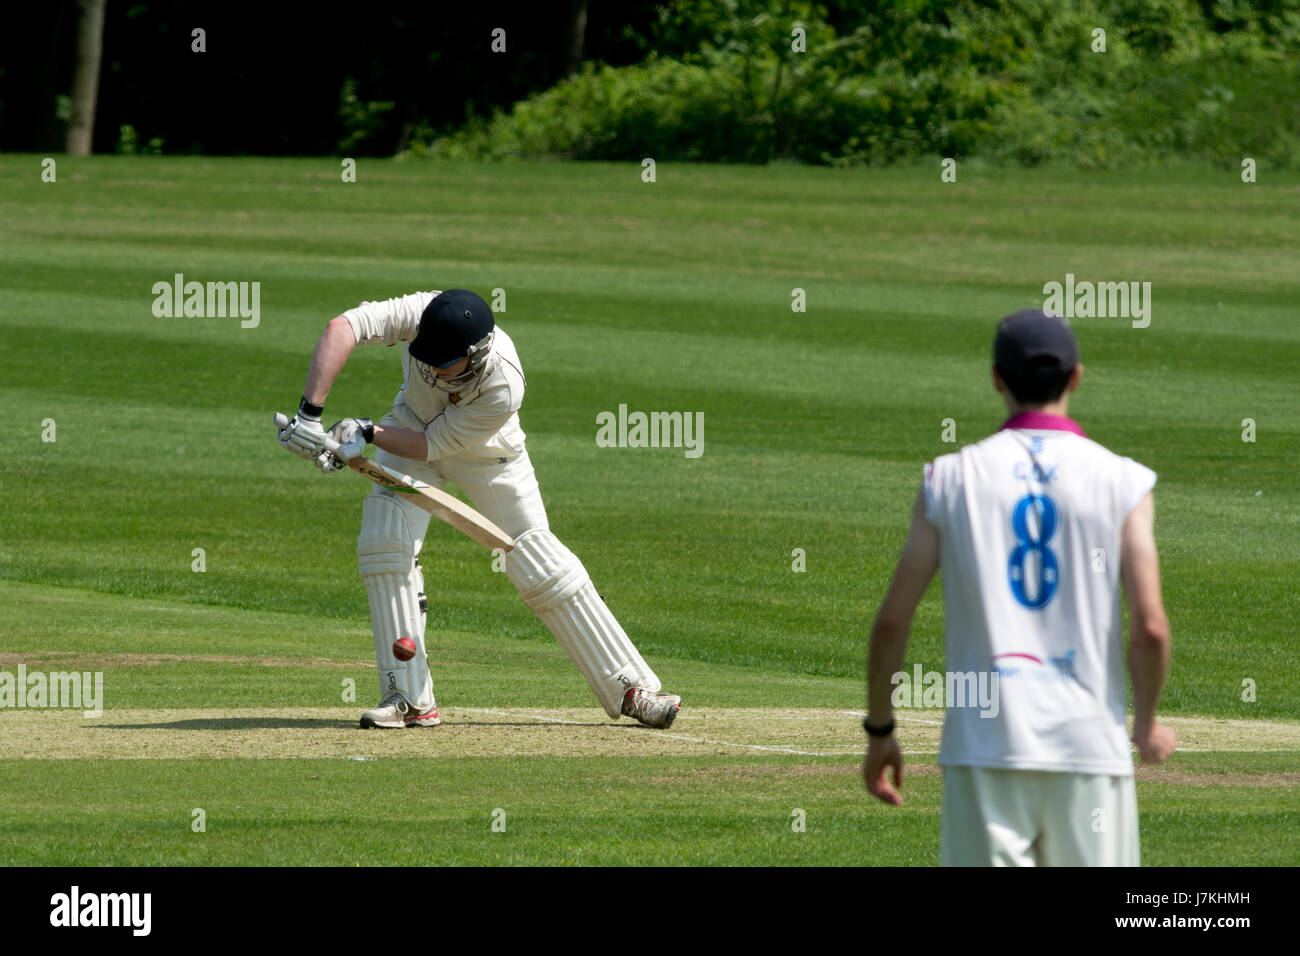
[1,708,1297,765]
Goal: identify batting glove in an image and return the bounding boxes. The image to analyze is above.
[315,450,350,473]
[326,417,374,447]
[278,397,330,461]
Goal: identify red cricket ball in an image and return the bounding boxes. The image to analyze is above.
[393,637,417,662]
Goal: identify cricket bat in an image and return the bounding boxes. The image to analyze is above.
[273,412,514,552]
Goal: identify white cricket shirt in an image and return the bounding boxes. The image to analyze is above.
[342,290,527,463]
[924,412,1156,775]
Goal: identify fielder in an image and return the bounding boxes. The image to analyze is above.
[276,288,681,730]
[861,308,1176,866]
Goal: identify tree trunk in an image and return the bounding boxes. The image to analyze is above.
[66,0,107,156]
[564,0,588,76]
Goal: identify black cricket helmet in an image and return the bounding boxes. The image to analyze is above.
[410,289,495,392]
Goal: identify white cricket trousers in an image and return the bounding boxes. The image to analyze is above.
[370,433,549,542]
[941,765,1140,866]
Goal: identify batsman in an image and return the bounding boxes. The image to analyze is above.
[276,288,681,730]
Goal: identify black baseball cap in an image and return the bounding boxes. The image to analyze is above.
[411,289,495,368]
[993,308,1079,376]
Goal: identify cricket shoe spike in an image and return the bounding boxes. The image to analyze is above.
[360,691,441,729]
[621,688,681,729]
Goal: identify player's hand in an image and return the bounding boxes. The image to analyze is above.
[278,413,330,461]
[863,733,904,806]
[315,450,349,473]
[327,416,374,447]
[1132,719,1177,764]
[326,417,373,463]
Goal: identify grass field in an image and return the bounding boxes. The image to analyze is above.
[0,155,1296,866]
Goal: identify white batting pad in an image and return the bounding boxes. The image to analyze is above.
[504,529,659,717]
[357,494,435,711]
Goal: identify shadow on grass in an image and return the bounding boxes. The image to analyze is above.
[94,717,359,730]
[91,718,624,730]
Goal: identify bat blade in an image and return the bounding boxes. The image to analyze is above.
[347,456,515,552]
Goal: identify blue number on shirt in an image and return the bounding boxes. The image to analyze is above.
[1007,494,1059,609]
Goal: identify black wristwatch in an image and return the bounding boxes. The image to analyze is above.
[863,717,895,737]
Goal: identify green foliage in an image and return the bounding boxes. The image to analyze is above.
[1117,48,1300,170]
[338,77,395,156]
[115,124,164,156]
[412,57,749,162]
[416,1,1005,165]
[413,0,1300,168]
[954,0,1300,168]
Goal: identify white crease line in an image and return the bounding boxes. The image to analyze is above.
[456,709,1227,758]
[462,708,835,755]
[458,708,930,758]
[462,707,591,726]
[651,734,848,757]
[842,710,944,726]
[673,714,870,722]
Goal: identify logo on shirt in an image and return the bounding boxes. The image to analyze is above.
[992,650,1077,682]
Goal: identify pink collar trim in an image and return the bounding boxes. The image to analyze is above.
[999,411,1087,437]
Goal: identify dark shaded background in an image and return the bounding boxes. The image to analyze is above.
[6,0,1296,167]
[0,0,664,154]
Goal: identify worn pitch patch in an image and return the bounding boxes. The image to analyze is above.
[0,707,1296,764]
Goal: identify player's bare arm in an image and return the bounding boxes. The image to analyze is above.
[275,316,357,464]
[362,355,470,462]
[286,323,477,468]
[303,315,357,405]
[369,423,428,461]
[863,484,941,806]
[323,418,432,463]
[1120,490,1177,764]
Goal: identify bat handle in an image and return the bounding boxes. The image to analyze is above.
[273,411,344,455]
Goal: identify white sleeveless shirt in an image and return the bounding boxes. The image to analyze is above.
[923,412,1155,775]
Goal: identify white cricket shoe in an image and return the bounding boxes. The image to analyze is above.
[359,691,441,729]
[621,688,681,729]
